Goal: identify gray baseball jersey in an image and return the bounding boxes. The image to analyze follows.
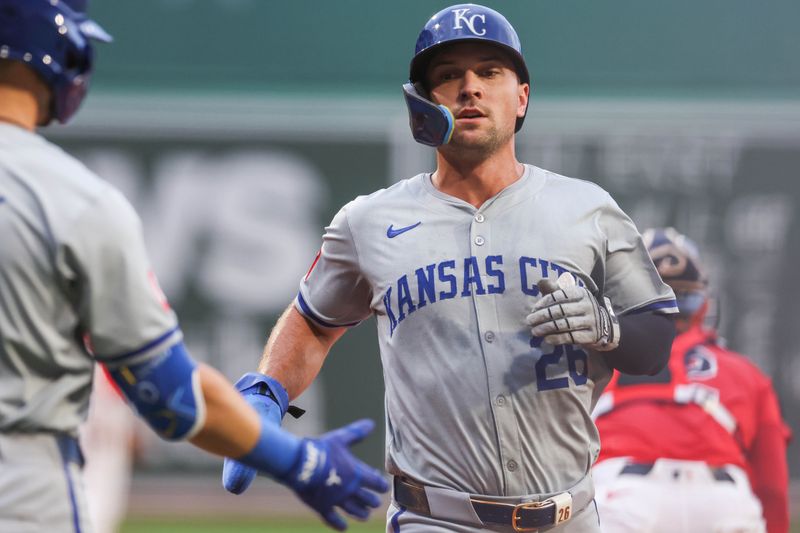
[0,123,180,435]
[296,164,677,497]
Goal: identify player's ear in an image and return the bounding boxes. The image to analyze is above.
[517,82,530,119]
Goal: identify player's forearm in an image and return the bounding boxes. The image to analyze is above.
[192,364,303,477]
[258,305,344,400]
[757,487,789,533]
[749,424,790,533]
[189,363,261,457]
[601,313,675,375]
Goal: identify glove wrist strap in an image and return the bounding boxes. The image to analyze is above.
[234,372,306,419]
[593,296,621,351]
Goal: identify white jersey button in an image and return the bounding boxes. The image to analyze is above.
[474,213,485,223]
[496,395,506,406]
[484,331,495,342]
[507,460,519,472]
[474,236,485,246]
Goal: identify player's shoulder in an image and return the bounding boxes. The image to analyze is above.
[339,174,427,220]
[711,342,772,384]
[715,346,768,372]
[536,165,614,199]
[0,125,138,230]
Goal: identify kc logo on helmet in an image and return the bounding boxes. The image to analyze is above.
[452,8,486,36]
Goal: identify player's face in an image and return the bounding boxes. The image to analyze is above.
[426,43,528,154]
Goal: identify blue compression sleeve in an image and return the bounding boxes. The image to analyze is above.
[238,419,303,477]
[107,341,205,441]
[603,313,676,375]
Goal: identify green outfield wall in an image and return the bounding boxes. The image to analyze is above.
[88,0,800,98]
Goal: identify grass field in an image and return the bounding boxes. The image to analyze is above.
[122,516,800,533]
[121,517,385,533]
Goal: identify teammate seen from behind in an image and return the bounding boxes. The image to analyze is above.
[223,4,678,532]
[592,228,791,533]
[0,1,386,532]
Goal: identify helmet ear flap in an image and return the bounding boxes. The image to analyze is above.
[402,83,454,147]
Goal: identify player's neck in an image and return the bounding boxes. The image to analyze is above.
[432,146,524,209]
[0,85,40,131]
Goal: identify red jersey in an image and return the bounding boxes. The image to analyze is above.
[594,324,791,533]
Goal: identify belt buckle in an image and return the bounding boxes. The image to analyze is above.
[511,500,547,532]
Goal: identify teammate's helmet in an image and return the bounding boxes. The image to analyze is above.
[642,228,708,316]
[0,0,112,124]
[403,4,530,146]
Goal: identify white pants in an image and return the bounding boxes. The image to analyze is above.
[593,457,765,533]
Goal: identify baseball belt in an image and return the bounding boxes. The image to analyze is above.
[393,473,594,532]
[620,462,734,483]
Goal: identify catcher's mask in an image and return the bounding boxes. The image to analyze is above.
[642,227,709,318]
[403,3,530,147]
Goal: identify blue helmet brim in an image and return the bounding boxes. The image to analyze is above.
[79,18,112,43]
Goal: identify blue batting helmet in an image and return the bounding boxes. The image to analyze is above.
[402,4,531,146]
[643,228,709,316]
[0,0,112,124]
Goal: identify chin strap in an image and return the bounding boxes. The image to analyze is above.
[402,83,454,147]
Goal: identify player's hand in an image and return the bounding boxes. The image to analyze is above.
[222,373,288,494]
[279,419,388,531]
[526,273,620,351]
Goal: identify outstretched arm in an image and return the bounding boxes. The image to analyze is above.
[106,337,386,532]
[187,363,261,457]
[192,362,388,531]
[258,304,348,400]
[748,383,791,533]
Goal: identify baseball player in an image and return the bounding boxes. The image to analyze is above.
[592,228,791,533]
[222,4,678,532]
[0,1,387,532]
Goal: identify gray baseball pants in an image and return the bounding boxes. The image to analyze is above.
[0,432,92,533]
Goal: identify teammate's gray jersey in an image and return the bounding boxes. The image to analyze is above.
[0,124,180,435]
[296,165,677,496]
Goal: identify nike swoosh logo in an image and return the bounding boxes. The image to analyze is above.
[387,221,422,238]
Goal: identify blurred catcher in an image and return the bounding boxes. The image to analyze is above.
[0,1,387,531]
[592,228,791,533]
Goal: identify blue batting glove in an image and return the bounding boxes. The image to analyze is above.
[222,373,289,494]
[278,419,389,531]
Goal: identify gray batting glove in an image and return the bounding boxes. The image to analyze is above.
[526,273,620,351]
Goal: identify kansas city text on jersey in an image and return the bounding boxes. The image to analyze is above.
[382,255,585,336]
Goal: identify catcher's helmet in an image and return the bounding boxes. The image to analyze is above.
[403,3,530,146]
[642,228,708,316]
[0,0,111,124]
